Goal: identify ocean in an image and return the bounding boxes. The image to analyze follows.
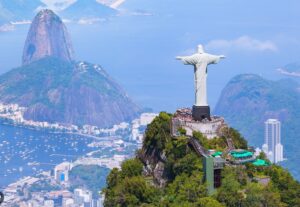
[0,123,107,188]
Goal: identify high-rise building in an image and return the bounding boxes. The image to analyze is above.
[54,162,72,183]
[74,188,92,206]
[262,119,284,163]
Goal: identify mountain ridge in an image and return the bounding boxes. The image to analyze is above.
[0,9,140,127]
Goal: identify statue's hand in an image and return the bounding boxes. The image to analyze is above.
[219,55,226,59]
[176,56,184,60]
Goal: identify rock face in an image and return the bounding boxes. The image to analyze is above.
[0,10,140,128]
[138,147,168,187]
[22,9,74,65]
[214,74,300,180]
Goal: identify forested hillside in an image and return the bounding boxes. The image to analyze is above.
[103,112,300,207]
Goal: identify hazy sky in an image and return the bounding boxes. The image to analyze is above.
[1,0,300,112]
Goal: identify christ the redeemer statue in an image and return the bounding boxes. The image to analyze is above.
[176,45,225,121]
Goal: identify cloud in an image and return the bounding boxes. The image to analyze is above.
[277,68,300,77]
[0,24,15,32]
[205,36,278,52]
[41,0,76,11]
[78,18,105,25]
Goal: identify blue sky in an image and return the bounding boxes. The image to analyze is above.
[0,0,300,112]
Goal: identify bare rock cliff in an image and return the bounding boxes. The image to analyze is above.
[22,9,74,65]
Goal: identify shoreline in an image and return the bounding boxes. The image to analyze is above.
[0,118,121,141]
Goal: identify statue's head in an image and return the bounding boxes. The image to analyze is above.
[197,45,204,54]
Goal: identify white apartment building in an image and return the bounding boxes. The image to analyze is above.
[262,119,284,163]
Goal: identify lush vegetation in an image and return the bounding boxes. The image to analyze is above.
[104,112,300,207]
[69,165,110,198]
[0,57,74,108]
[0,57,123,108]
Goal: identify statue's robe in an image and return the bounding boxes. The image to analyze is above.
[177,53,224,106]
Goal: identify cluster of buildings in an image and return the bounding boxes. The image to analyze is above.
[73,154,127,170]
[2,145,129,206]
[0,103,80,132]
[130,113,158,143]
[0,102,157,145]
[2,163,105,207]
[2,159,113,206]
[0,112,141,206]
[53,154,127,184]
[54,162,73,184]
[16,189,104,207]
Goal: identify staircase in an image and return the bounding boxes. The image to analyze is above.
[188,137,208,158]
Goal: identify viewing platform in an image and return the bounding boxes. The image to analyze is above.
[171,108,226,139]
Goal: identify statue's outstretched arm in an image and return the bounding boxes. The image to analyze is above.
[176,56,185,60]
[176,56,196,65]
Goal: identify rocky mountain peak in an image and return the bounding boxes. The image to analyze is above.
[22,9,74,65]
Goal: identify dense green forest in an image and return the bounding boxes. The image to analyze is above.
[69,165,110,198]
[103,112,300,207]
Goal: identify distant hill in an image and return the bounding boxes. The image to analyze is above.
[0,57,140,127]
[61,0,116,20]
[214,74,300,180]
[0,9,140,127]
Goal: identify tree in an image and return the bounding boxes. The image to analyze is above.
[229,128,248,149]
[261,184,286,207]
[265,165,300,206]
[196,197,225,207]
[242,183,264,207]
[119,176,159,206]
[217,171,244,206]
[173,153,202,176]
[106,168,120,189]
[121,158,143,178]
[143,112,172,151]
[167,172,207,203]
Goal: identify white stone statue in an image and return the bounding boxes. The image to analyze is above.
[176,45,225,106]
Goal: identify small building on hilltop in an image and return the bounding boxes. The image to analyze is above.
[171,108,226,139]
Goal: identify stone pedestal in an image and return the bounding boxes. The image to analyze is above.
[192,105,211,121]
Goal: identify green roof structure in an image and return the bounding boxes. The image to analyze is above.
[230,150,253,159]
[252,159,269,166]
[212,151,223,157]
